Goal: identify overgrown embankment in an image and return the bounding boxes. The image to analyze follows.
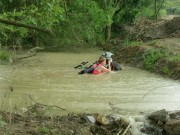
[112,17,180,80]
[114,44,180,80]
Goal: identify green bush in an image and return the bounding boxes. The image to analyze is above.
[0,49,10,62]
[143,49,165,70]
[168,55,180,62]
[161,66,169,74]
[122,38,143,47]
[37,127,50,134]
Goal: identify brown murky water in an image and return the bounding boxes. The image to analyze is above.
[0,52,180,116]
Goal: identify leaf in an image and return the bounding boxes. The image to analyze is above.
[47,3,52,8]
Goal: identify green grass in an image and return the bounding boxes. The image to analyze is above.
[122,39,143,47]
[161,66,169,74]
[0,115,6,127]
[143,48,168,70]
[0,49,10,62]
[167,55,180,62]
[37,126,50,134]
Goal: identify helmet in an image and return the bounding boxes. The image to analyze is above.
[102,52,114,60]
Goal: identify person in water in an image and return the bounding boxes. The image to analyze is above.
[93,56,111,75]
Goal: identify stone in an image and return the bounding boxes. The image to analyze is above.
[169,110,180,119]
[109,114,121,121]
[164,119,180,135]
[148,109,168,122]
[96,114,109,125]
[84,116,96,124]
[157,120,164,126]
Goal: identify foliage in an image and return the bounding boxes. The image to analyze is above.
[37,126,50,134]
[113,0,142,23]
[0,0,174,50]
[51,0,107,47]
[136,0,167,19]
[0,0,64,48]
[168,55,180,62]
[0,115,6,127]
[165,0,180,15]
[143,49,166,70]
[0,48,10,62]
[119,38,143,47]
[161,66,169,74]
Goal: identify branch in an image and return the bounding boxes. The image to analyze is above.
[122,123,131,135]
[114,0,123,16]
[109,102,122,110]
[115,0,122,11]
[156,0,165,16]
[17,54,37,60]
[28,95,66,110]
[0,18,52,34]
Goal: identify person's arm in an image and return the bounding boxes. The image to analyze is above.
[100,60,111,73]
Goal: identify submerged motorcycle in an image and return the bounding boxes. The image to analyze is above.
[74,52,122,74]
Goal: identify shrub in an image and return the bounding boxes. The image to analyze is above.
[0,49,10,62]
[143,49,165,70]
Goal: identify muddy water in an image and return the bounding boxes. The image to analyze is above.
[0,52,180,116]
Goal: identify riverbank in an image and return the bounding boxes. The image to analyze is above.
[0,103,131,135]
[0,104,180,135]
[114,38,180,80]
[111,17,180,80]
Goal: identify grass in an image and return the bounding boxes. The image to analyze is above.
[0,115,6,127]
[0,49,10,63]
[122,38,143,47]
[167,55,180,62]
[37,126,50,134]
[143,48,169,70]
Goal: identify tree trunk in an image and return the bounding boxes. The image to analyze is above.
[105,0,122,41]
[106,25,112,41]
[0,18,52,34]
[154,0,157,22]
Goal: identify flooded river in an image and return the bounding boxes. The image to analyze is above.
[0,52,180,116]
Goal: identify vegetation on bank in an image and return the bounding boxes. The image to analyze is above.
[113,38,180,79]
[0,48,10,63]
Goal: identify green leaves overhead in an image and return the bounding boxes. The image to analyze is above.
[1,0,168,48]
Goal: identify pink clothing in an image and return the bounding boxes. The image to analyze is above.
[93,63,103,75]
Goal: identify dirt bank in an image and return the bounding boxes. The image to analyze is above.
[114,43,180,80]
[125,16,180,41]
[1,104,180,135]
[0,104,131,135]
[112,17,180,80]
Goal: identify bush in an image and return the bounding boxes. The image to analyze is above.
[143,49,166,70]
[0,48,10,62]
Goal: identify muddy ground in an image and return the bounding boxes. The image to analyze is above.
[0,104,131,135]
[0,104,180,135]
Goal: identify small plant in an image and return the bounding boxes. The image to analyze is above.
[0,115,6,127]
[168,55,180,62]
[37,126,50,134]
[122,38,131,46]
[143,49,165,70]
[0,48,10,63]
[122,38,143,47]
[150,40,157,46]
[130,41,143,46]
[161,66,169,74]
